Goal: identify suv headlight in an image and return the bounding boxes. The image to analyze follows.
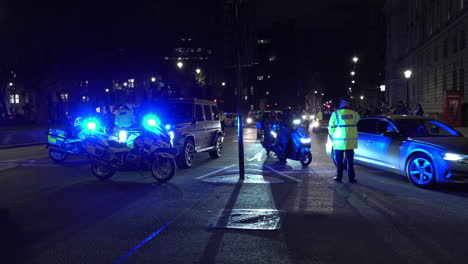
[442,152,464,161]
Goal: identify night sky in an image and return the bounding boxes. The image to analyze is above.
[1,0,385,97]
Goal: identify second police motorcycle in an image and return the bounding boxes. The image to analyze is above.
[85,114,177,182]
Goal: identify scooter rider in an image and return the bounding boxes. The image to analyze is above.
[276,107,294,164]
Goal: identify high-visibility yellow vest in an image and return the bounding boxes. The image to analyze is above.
[115,110,136,128]
[328,108,360,150]
[316,111,323,121]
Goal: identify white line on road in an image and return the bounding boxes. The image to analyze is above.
[248,152,263,162]
[195,164,237,180]
[264,165,301,183]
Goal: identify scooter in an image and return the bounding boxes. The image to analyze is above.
[86,115,177,183]
[272,119,313,167]
[47,118,103,162]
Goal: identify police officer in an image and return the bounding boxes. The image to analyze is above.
[328,98,360,183]
[114,105,136,129]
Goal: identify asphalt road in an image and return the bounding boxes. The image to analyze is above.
[1,127,468,264]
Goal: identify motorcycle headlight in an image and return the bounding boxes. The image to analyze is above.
[270,131,277,138]
[312,121,319,127]
[118,130,128,143]
[168,131,175,141]
[300,138,311,144]
[293,119,301,125]
[442,152,464,161]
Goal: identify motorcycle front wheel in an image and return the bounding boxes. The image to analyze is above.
[49,149,69,162]
[151,157,176,183]
[91,161,116,180]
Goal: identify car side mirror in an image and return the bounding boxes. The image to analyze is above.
[382,131,401,137]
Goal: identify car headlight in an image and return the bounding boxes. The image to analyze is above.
[312,121,319,127]
[293,119,301,125]
[302,115,307,120]
[310,115,315,120]
[442,153,464,161]
[246,117,253,124]
[300,138,311,144]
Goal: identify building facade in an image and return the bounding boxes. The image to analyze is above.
[385,0,468,124]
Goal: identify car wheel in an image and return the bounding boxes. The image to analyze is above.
[49,149,69,162]
[177,139,195,168]
[407,153,436,188]
[300,151,312,167]
[209,135,223,159]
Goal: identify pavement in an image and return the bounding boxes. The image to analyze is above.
[1,127,468,264]
[0,125,49,148]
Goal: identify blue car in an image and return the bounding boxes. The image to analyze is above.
[326,115,468,188]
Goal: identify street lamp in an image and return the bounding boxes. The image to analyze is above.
[321,93,324,96]
[151,77,156,82]
[351,80,355,84]
[8,82,13,87]
[105,88,110,93]
[360,95,364,100]
[351,71,355,76]
[314,90,317,94]
[195,68,201,74]
[177,61,184,69]
[123,82,128,87]
[352,56,359,63]
[221,82,226,86]
[380,85,386,92]
[404,70,412,107]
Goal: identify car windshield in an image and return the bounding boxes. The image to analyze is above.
[155,102,193,123]
[395,119,461,137]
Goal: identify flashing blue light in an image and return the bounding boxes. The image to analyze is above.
[165,124,171,130]
[82,118,100,133]
[143,114,162,130]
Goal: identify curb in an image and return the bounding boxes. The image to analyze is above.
[0,142,47,150]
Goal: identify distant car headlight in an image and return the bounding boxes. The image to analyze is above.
[310,115,315,120]
[442,153,464,161]
[293,119,301,125]
[302,115,307,120]
[300,138,311,144]
[246,117,253,124]
[312,121,319,127]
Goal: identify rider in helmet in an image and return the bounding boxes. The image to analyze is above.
[276,107,294,164]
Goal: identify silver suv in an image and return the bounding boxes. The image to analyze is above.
[157,98,224,168]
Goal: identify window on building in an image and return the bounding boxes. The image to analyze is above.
[461,27,466,49]
[443,38,448,57]
[460,67,465,93]
[250,86,254,95]
[434,45,439,61]
[443,68,447,90]
[257,76,264,81]
[454,33,459,52]
[434,68,438,102]
[453,65,458,90]
[81,96,90,102]
[9,94,19,104]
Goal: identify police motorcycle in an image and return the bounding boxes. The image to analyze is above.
[271,117,313,167]
[85,114,177,182]
[47,117,103,162]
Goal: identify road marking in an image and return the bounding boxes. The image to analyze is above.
[248,152,263,162]
[195,164,237,180]
[264,165,301,182]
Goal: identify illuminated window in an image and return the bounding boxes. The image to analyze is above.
[82,96,90,102]
[269,56,276,61]
[257,76,264,81]
[10,94,19,104]
[60,93,68,102]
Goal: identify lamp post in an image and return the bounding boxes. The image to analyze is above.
[404,70,412,108]
[177,61,184,69]
[352,56,359,63]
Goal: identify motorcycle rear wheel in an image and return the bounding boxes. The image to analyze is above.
[151,157,176,183]
[49,149,69,162]
[91,161,116,180]
[300,152,313,167]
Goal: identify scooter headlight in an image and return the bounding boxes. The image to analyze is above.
[300,138,311,144]
[270,130,277,138]
[293,119,301,125]
[312,121,319,127]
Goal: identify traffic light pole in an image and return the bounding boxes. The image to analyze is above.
[235,0,245,180]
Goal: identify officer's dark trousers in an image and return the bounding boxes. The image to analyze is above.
[334,149,355,180]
